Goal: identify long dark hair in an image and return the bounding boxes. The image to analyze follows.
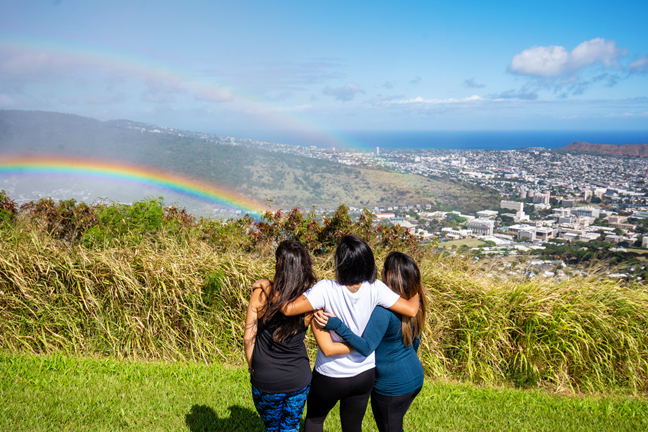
[334,235,377,285]
[261,240,317,343]
[382,252,427,347]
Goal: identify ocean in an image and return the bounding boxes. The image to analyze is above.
[247,130,648,151]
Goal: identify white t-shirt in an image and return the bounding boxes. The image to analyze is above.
[304,279,400,377]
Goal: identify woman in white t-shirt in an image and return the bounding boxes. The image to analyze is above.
[281,235,420,432]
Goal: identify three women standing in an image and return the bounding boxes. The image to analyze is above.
[244,235,425,432]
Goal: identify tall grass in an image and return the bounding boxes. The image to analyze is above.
[417,253,648,393]
[0,195,647,394]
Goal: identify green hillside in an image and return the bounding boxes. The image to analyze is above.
[0,110,501,212]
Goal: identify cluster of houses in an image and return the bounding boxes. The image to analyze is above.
[374,199,648,249]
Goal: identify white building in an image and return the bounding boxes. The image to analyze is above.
[514,211,530,222]
[559,215,576,225]
[535,227,555,241]
[508,224,536,240]
[396,220,418,234]
[518,227,537,241]
[501,200,524,212]
[476,210,498,219]
[480,235,514,246]
[468,218,495,236]
[574,206,600,218]
[605,234,623,244]
[441,227,471,238]
[594,188,607,199]
[552,207,572,218]
[533,192,550,205]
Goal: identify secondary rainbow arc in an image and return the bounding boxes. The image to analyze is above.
[0,156,265,214]
[0,37,369,151]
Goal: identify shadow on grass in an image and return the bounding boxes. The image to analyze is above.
[185,404,264,432]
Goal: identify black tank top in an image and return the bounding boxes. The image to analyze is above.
[250,314,312,394]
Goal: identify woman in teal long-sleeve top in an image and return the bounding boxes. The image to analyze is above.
[314,252,427,432]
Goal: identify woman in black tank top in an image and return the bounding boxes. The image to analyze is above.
[244,241,317,431]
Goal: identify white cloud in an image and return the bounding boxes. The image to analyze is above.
[628,55,648,74]
[605,111,648,118]
[322,83,365,101]
[385,95,484,105]
[570,38,626,70]
[510,45,569,76]
[510,38,627,77]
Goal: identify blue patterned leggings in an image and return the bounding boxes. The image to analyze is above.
[251,382,311,432]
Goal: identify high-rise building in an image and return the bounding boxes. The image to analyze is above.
[376,147,380,155]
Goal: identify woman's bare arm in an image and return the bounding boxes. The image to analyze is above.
[387,293,420,317]
[311,321,353,357]
[243,288,264,370]
[282,294,314,316]
[253,280,313,316]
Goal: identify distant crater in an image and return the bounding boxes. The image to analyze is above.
[560,141,648,157]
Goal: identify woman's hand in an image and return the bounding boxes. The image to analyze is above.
[252,279,271,294]
[314,310,336,328]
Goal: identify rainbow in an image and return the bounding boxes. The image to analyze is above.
[0,37,368,150]
[0,156,265,214]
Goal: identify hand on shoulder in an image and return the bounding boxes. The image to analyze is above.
[252,279,272,294]
[313,310,336,328]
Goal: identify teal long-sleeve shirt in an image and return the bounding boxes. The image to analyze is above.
[323,306,424,396]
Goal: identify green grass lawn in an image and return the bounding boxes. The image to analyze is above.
[438,238,486,249]
[627,248,648,255]
[1,353,647,431]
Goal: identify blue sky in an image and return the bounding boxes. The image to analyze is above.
[1,0,647,144]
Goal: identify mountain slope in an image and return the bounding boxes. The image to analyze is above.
[560,141,648,157]
[0,110,501,212]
